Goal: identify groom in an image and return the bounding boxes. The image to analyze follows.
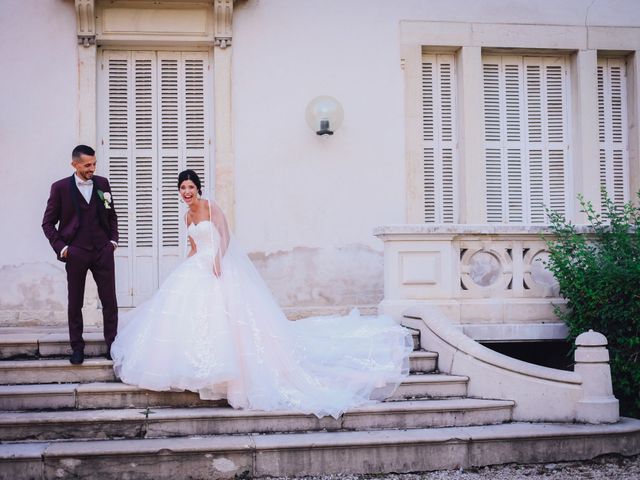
[42,145,119,365]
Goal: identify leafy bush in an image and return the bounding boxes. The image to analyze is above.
[545,192,640,418]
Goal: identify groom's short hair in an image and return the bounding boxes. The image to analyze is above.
[72,144,95,161]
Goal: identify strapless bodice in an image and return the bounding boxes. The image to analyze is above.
[187,220,220,254]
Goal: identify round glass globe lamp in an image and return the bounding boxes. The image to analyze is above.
[305,96,344,135]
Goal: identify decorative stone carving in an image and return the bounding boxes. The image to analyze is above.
[75,0,95,47]
[214,0,233,48]
[460,246,512,292]
[468,250,502,287]
[524,249,560,297]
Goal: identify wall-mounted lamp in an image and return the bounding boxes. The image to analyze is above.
[305,96,344,135]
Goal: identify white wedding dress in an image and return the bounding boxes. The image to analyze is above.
[111,209,413,418]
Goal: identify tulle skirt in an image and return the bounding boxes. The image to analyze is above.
[111,241,413,418]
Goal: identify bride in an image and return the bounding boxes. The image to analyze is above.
[111,170,413,418]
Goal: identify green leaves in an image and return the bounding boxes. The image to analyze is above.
[545,190,640,418]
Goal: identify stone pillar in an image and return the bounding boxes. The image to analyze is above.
[570,50,600,219]
[402,44,426,223]
[75,0,97,146]
[628,51,640,202]
[213,0,236,229]
[574,330,619,424]
[457,46,486,224]
[75,0,100,326]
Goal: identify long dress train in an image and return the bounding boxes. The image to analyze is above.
[111,205,413,419]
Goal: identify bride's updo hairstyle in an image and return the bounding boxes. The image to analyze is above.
[178,169,202,196]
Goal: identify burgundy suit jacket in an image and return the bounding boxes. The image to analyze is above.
[42,174,119,260]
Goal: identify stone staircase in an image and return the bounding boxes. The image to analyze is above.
[0,327,638,479]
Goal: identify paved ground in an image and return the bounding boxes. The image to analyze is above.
[264,454,640,480]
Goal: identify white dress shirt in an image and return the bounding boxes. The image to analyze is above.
[60,175,117,258]
[75,174,93,204]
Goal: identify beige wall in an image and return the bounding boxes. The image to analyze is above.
[1,0,639,325]
[0,1,79,324]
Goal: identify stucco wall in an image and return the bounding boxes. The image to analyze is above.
[0,0,80,325]
[1,0,639,325]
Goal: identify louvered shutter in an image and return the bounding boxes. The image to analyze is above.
[158,52,211,283]
[422,54,458,223]
[100,50,212,306]
[598,58,629,208]
[483,55,570,223]
[131,51,159,304]
[103,51,133,305]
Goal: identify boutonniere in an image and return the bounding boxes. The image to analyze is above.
[97,190,112,210]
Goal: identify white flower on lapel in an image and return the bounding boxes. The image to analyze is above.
[97,190,112,210]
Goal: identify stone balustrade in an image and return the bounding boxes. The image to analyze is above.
[374,224,572,341]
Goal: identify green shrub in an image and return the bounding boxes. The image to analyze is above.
[544,192,640,418]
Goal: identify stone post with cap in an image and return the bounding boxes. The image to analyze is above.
[574,329,619,423]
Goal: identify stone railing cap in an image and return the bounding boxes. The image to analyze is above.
[372,224,598,236]
[575,329,608,346]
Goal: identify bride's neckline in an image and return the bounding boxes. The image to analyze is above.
[188,220,212,228]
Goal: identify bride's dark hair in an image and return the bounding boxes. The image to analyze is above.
[177,169,202,195]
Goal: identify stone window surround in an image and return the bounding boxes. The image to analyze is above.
[73,0,236,226]
[401,20,640,224]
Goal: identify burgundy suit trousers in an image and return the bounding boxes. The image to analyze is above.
[65,244,118,352]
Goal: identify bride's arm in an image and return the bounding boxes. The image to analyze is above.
[187,236,196,257]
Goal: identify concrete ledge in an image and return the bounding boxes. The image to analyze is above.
[0,399,514,441]
[1,419,638,479]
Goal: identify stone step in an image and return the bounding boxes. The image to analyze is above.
[0,329,423,359]
[0,398,514,441]
[409,350,437,372]
[2,418,639,479]
[0,332,106,359]
[0,351,437,386]
[0,358,116,385]
[0,374,467,411]
[390,373,468,400]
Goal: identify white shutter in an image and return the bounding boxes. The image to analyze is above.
[158,52,182,284]
[421,54,458,223]
[130,51,159,304]
[598,58,629,209]
[541,59,569,216]
[483,55,570,223]
[100,50,212,306]
[158,52,211,284]
[102,51,133,306]
[483,61,504,223]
